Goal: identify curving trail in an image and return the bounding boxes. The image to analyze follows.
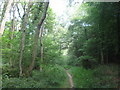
[65,69,74,88]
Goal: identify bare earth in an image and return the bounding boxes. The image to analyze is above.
[65,69,74,88]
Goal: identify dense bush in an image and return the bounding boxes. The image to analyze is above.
[32,65,67,87]
[67,55,78,66]
[67,55,97,69]
[78,55,97,69]
[2,65,67,88]
[92,64,119,88]
[2,64,19,78]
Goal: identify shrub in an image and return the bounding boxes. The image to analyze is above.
[42,65,67,87]
[67,55,78,66]
[78,55,97,69]
[2,65,67,88]
[70,64,119,88]
[2,64,19,78]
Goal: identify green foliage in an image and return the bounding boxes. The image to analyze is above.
[67,2,120,65]
[83,39,100,59]
[67,55,78,66]
[2,1,120,88]
[41,34,64,65]
[92,64,119,88]
[78,55,97,69]
[67,55,97,69]
[70,64,119,88]
[70,67,94,88]
[2,68,19,78]
[44,65,67,87]
[2,77,46,88]
[2,65,67,88]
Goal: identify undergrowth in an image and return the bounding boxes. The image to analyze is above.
[2,65,67,88]
[69,64,119,88]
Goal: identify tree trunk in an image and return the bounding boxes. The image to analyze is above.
[19,2,32,77]
[116,4,120,63]
[101,49,104,64]
[0,0,13,36]
[98,24,104,64]
[0,34,2,70]
[28,1,49,74]
[40,23,44,71]
[84,28,88,40]
[9,3,16,67]
[0,1,8,22]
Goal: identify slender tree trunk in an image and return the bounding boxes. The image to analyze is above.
[0,31,2,70]
[0,39,1,87]
[9,3,16,67]
[40,23,44,71]
[116,5,120,63]
[0,0,13,36]
[0,1,13,75]
[0,1,11,84]
[106,50,108,64]
[101,35,104,64]
[28,1,49,73]
[100,32,104,64]
[98,24,104,64]
[0,1,8,22]
[84,28,88,40]
[19,2,32,77]
[0,33,2,73]
[101,49,104,64]
[59,42,62,53]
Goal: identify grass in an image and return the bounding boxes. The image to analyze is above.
[2,64,119,88]
[69,64,119,88]
[60,75,70,88]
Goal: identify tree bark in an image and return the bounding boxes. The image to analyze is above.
[101,49,104,64]
[19,2,32,77]
[28,1,49,73]
[116,3,120,63]
[9,3,16,67]
[84,28,88,40]
[98,24,104,64]
[40,23,44,71]
[0,1,8,22]
[0,0,13,36]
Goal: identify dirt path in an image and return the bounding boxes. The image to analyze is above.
[65,69,74,88]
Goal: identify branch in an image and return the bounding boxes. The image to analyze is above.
[21,2,26,15]
[38,1,49,30]
[16,3,22,19]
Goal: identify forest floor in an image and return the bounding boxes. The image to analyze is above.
[2,63,119,88]
[60,69,74,88]
[62,76,70,88]
[68,64,120,88]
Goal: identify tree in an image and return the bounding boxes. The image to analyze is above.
[67,2,120,66]
[28,1,49,73]
[0,0,13,37]
[9,3,16,67]
[39,23,44,71]
[19,1,33,77]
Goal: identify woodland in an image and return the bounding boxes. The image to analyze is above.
[0,0,120,88]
